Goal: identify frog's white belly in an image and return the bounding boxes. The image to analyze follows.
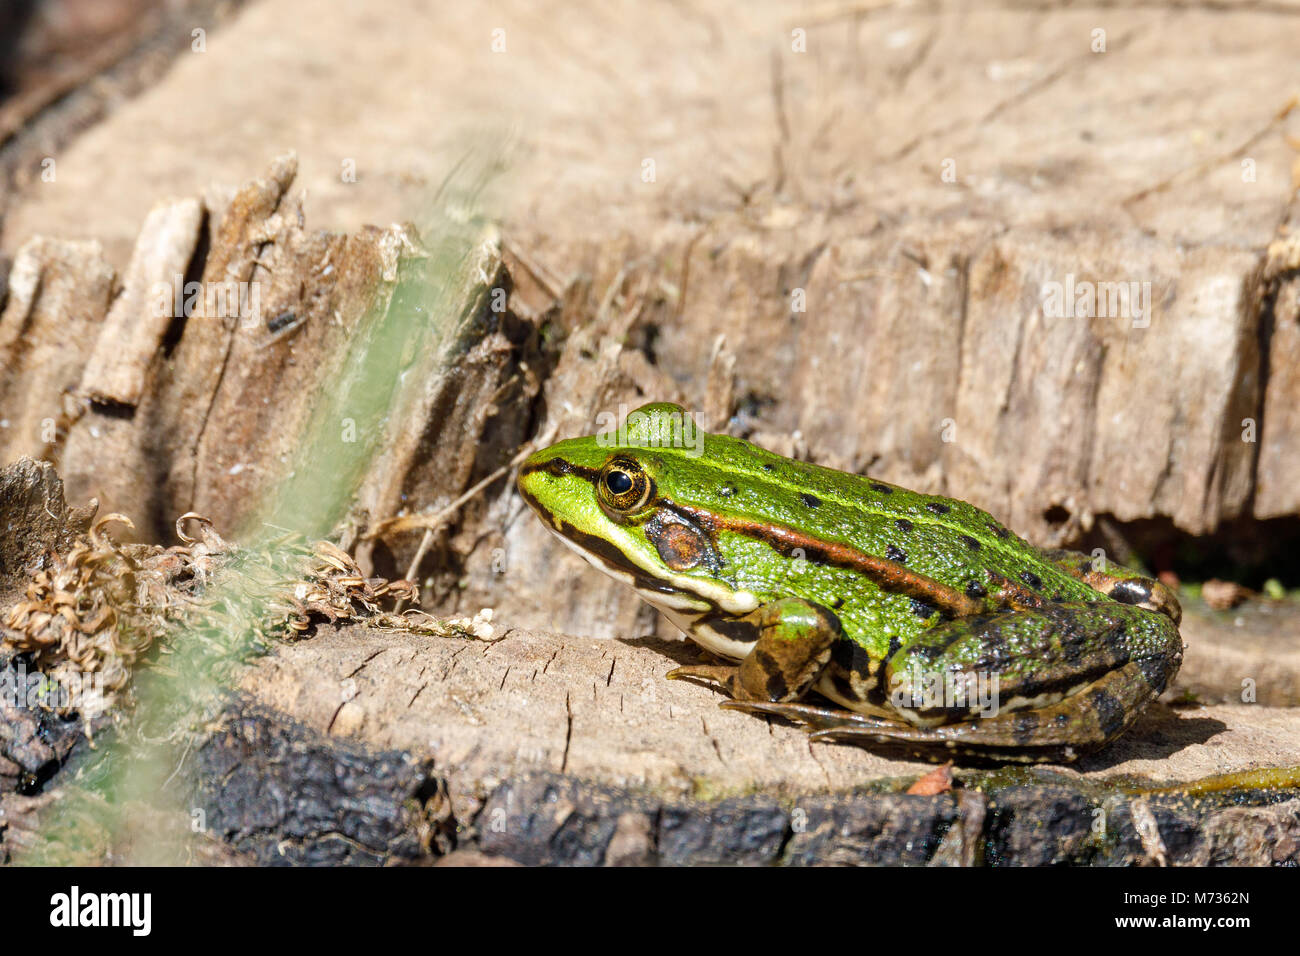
[657,608,756,660]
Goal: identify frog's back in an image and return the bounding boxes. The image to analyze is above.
[668,433,1102,656]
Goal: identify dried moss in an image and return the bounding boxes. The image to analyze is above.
[0,498,420,726]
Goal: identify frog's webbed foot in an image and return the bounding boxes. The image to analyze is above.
[720,697,1073,764]
[719,698,959,754]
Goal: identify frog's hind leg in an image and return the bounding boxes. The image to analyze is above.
[724,659,1164,764]
[726,601,1183,764]
[667,597,841,703]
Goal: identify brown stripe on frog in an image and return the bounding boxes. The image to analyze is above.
[825,639,889,710]
[668,501,985,618]
[986,572,1051,610]
[694,613,761,645]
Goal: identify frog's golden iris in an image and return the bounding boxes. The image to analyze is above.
[596,457,651,515]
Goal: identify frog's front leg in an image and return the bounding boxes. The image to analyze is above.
[667,597,841,702]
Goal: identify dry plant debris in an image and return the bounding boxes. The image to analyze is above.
[1,511,231,716]
[0,505,422,720]
[269,540,418,635]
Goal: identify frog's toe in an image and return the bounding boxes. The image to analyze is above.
[719,699,1083,764]
[666,664,738,691]
[800,721,1085,765]
[719,698,889,733]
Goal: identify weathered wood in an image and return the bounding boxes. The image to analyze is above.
[1254,233,1300,518]
[243,622,1300,818]
[5,1,1297,540]
[189,703,450,866]
[78,197,203,407]
[0,238,114,462]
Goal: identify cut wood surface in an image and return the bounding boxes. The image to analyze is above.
[244,622,1300,815]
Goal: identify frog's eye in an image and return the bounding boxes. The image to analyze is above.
[605,470,633,495]
[598,457,652,513]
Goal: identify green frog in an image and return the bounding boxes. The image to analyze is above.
[516,402,1183,763]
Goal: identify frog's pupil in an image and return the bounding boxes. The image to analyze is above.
[606,471,633,494]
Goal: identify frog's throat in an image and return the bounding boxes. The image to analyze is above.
[537,515,760,617]
[549,529,760,659]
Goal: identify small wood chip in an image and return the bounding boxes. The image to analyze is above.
[906,761,954,795]
[1202,578,1253,611]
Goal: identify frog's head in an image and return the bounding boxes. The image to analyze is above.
[517,403,756,616]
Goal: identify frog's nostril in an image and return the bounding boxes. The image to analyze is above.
[516,460,550,499]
